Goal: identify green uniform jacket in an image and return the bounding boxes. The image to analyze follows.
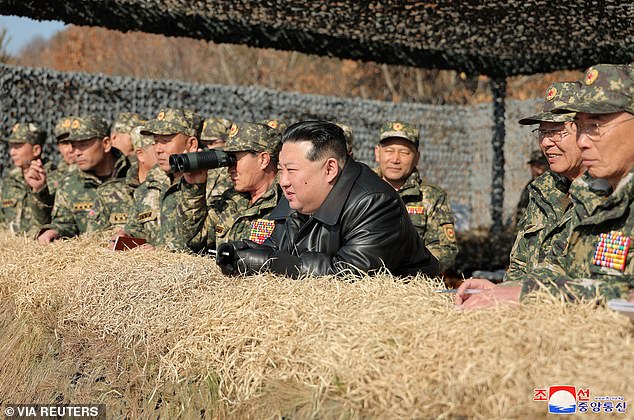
[178,179,281,252]
[124,164,185,250]
[521,170,634,301]
[206,167,233,206]
[47,160,76,197]
[379,169,458,272]
[39,150,130,238]
[1,164,54,234]
[86,159,139,233]
[505,171,575,282]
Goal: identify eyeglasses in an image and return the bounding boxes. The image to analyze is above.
[531,128,571,142]
[573,116,634,142]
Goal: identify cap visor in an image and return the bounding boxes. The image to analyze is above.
[552,102,625,114]
[518,112,575,125]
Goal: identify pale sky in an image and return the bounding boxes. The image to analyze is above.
[0,15,66,55]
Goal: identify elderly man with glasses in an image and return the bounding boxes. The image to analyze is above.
[456,63,634,308]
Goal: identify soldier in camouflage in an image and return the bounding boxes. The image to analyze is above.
[36,115,131,243]
[200,116,234,202]
[457,63,634,308]
[374,121,458,272]
[178,121,282,252]
[505,81,585,282]
[110,112,146,157]
[0,122,54,234]
[46,116,78,196]
[86,126,153,233]
[121,108,202,250]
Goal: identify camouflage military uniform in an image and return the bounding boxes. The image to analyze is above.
[41,149,130,237]
[124,164,184,249]
[47,159,76,196]
[506,172,576,282]
[200,117,234,203]
[1,164,54,234]
[522,172,633,300]
[0,123,54,234]
[86,158,139,233]
[177,121,282,252]
[386,169,458,272]
[125,107,204,250]
[179,181,282,251]
[520,64,634,301]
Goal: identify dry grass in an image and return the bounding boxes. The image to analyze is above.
[0,231,632,419]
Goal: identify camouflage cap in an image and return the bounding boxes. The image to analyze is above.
[335,122,354,152]
[527,149,548,166]
[5,122,46,145]
[141,108,203,138]
[58,115,109,142]
[131,126,155,150]
[53,116,72,141]
[221,122,281,155]
[201,117,233,142]
[518,81,579,125]
[379,121,420,147]
[259,119,288,133]
[111,112,146,134]
[553,64,634,115]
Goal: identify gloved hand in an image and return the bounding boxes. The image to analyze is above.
[216,241,246,275]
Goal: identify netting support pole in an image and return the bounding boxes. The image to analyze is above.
[489,77,506,248]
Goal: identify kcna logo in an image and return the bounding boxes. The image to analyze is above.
[534,385,627,415]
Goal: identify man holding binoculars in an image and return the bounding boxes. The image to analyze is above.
[175,121,282,253]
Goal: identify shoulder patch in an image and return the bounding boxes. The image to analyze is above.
[592,231,630,272]
[443,225,456,241]
[138,210,158,223]
[73,202,94,212]
[2,199,17,208]
[249,219,276,244]
[407,205,425,215]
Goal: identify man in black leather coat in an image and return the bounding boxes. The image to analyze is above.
[216,121,439,278]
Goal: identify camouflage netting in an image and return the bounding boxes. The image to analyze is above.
[0,1,632,76]
[1,63,542,231]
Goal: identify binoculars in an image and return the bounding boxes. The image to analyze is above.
[169,150,237,172]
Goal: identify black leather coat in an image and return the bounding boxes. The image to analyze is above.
[220,160,439,277]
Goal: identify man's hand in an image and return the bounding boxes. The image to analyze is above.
[24,159,47,192]
[37,229,59,245]
[454,278,520,310]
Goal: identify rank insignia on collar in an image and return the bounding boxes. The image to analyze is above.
[407,205,425,215]
[592,231,630,272]
[249,219,276,244]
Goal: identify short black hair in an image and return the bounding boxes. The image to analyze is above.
[281,121,348,165]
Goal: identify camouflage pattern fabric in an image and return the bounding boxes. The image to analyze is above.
[205,167,233,205]
[86,159,139,233]
[141,108,203,138]
[57,115,109,142]
[124,164,186,250]
[381,169,458,272]
[47,160,77,197]
[0,163,55,234]
[39,149,130,237]
[518,81,579,125]
[178,180,282,252]
[111,112,145,134]
[553,64,633,115]
[379,121,420,147]
[521,170,634,301]
[506,171,576,282]
[221,121,281,155]
[201,117,232,142]
[259,119,287,134]
[5,122,46,145]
